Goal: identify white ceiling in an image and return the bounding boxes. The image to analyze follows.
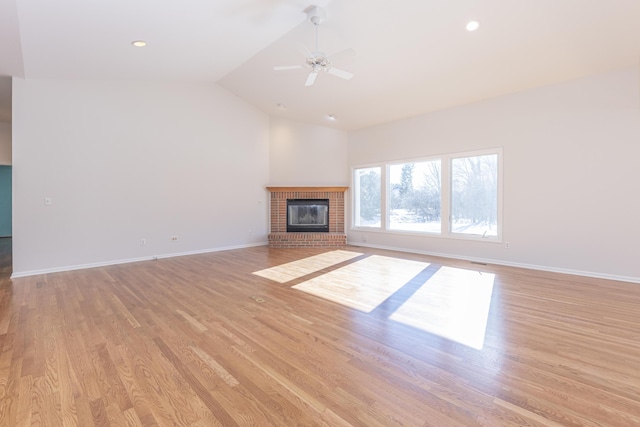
[1,0,639,129]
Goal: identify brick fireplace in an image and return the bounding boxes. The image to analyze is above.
[267,186,348,248]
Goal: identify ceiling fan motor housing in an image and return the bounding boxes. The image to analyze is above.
[306,6,327,25]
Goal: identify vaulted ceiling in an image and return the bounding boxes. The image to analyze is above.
[1,0,639,129]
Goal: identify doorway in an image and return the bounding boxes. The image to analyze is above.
[0,165,10,237]
[0,165,10,277]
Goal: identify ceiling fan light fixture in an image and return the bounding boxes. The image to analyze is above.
[466,20,480,32]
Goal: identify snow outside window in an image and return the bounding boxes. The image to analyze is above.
[352,148,501,241]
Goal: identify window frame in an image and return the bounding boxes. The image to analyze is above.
[351,147,503,242]
[352,165,383,230]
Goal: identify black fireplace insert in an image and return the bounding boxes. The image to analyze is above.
[286,199,329,232]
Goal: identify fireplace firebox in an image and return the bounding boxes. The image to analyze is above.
[287,199,329,232]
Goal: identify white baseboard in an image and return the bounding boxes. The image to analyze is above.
[346,241,640,285]
[10,241,269,279]
[11,240,639,285]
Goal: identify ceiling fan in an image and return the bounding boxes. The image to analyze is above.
[273,6,354,87]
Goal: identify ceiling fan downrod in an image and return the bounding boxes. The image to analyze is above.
[306,6,326,55]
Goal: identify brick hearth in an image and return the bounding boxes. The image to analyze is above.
[267,186,348,248]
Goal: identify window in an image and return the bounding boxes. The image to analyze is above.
[353,166,381,228]
[451,154,498,237]
[352,148,501,241]
[389,160,441,233]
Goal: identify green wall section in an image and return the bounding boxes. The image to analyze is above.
[0,166,11,237]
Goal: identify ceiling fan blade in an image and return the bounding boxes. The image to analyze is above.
[327,67,354,80]
[305,71,318,86]
[273,65,303,71]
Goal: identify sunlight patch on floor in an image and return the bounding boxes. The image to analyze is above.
[252,250,362,283]
[390,267,495,350]
[292,255,429,312]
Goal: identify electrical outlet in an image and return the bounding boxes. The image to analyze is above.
[140,239,146,246]
[505,242,511,248]
[171,236,178,241]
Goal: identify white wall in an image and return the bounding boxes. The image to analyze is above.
[0,122,10,165]
[348,68,640,282]
[269,117,348,185]
[12,79,270,275]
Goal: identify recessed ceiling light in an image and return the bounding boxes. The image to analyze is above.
[276,103,286,109]
[466,21,480,32]
[131,40,147,47]
[327,114,336,120]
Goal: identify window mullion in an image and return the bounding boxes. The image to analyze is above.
[383,164,390,231]
[440,156,452,236]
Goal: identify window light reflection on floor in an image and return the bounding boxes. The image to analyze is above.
[390,266,495,350]
[257,252,495,350]
[252,250,362,283]
[292,255,430,312]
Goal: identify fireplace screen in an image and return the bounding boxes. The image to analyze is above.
[287,199,329,232]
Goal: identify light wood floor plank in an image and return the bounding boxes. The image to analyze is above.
[1,239,640,425]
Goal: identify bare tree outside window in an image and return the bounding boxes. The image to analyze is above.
[389,160,441,233]
[353,149,500,240]
[354,167,381,227]
[451,154,498,236]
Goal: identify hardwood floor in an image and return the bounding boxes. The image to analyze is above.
[1,243,640,426]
